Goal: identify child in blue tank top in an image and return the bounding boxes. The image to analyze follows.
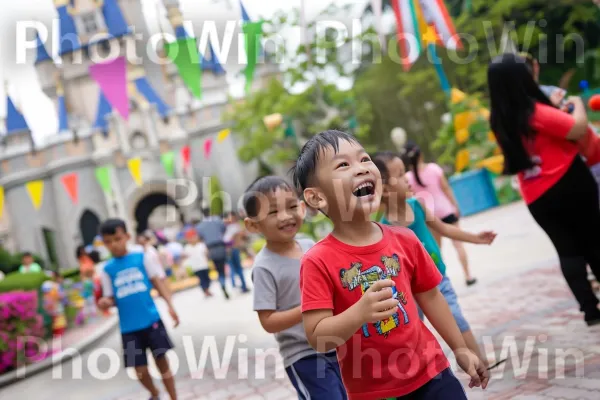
[98,219,180,400]
[373,151,500,371]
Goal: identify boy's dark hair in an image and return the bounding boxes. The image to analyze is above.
[22,251,32,258]
[291,130,359,191]
[243,176,295,218]
[99,219,128,236]
[371,151,401,183]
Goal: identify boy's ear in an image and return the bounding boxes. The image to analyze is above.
[303,188,326,210]
[244,217,260,234]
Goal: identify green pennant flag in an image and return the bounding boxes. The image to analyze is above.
[165,38,202,99]
[160,151,176,178]
[95,166,112,194]
[242,21,264,94]
[284,117,295,138]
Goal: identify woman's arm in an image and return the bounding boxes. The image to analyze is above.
[564,97,588,140]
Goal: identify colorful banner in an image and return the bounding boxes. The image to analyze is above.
[95,166,112,194]
[60,173,79,205]
[204,138,213,159]
[127,158,143,187]
[217,129,231,143]
[89,56,130,120]
[242,21,264,94]
[0,186,4,219]
[165,38,202,99]
[160,151,176,178]
[25,180,44,210]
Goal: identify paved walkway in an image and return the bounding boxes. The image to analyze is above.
[2,202,600,400]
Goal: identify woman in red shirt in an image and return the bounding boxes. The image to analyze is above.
[488,53,600,326]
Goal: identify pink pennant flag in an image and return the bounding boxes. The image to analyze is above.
[89,56,130,120]
[203,138,213,159]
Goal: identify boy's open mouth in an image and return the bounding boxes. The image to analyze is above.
[352,180,375,197]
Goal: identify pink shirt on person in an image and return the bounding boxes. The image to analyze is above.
[406,163,457,219]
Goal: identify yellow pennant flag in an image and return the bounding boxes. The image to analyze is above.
[217,129,231,143]
[127,157,143,187]
[0,186,4,219]
[26,180,44,210]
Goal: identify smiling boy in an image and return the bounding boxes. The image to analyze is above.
[291,130,488,400]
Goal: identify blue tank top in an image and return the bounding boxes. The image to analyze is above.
[103,252,160,333]
[380,198,446,276]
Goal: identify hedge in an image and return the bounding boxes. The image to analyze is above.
[0,249,46,276]
[0,272,50,294]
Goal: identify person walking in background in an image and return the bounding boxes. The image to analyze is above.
[196,208,230,300]
[488,53,600,326]
[404,143,477,286]
[181,228,212,297]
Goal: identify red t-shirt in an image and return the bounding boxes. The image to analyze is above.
[518,103,578,204]
[300,224,449,400]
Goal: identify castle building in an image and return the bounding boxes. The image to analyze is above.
[0,0,275,269]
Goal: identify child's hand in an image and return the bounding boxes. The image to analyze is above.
[455,349,489,389]
[97,297,114,310]
[168,306,180,328]
[356,280,399,324]
[475,231,497,244]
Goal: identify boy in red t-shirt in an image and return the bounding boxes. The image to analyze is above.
[291,130,488,400]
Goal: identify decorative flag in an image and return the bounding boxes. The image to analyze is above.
[127,157,143,187]
[26,180,44,210]
[370,0,387,51]
[424,26,451,93]
[217,129,231,143]
[161,152,176,178]
[89,56,130,120]
[60,173,79,205]
[0,186,4,219]
[392,0,427,71]
[165,38,202,99]
[203,139,213,159]
[181,145,191,171]
[392,0,461,71]
[95,166,112,194]
[242,20,264,93]
[420,0,462,49]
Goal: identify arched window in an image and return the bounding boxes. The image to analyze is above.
[79,209,101,246]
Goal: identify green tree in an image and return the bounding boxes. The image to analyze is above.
[223,5,374,174]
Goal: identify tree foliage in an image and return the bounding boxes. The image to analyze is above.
[223,5,374,174]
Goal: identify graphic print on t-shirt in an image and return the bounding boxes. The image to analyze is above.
[114,267,149,299]
[339,253,409,338]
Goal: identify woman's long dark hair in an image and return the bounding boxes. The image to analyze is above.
[403,143,426,187]
[488,53,555,174]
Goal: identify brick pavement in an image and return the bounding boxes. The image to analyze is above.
[112,266,600,400]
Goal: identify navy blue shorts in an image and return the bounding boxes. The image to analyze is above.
[286,352,347,400]
[121,320,174,368]
[393,368,466,399]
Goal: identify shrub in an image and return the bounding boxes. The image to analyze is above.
[0,272,50,294]
[0,247,16,275]
[209,175,225,216]
[0,291,46,374]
